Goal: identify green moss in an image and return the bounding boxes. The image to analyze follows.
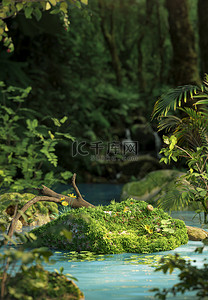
[2,265,83,300]
[0,193,59,217]
[121,169,184,204]
[30,198,188,254]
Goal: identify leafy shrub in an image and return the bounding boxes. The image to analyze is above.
[152,246,208,299]
[0,81,73,193]
[2,265,83,300]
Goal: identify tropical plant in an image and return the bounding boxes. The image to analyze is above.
[152,75,208,222]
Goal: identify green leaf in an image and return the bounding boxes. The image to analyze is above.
[33,8,42,21]
[49,0,57,5]
[50,8,60,14]
[51,118,61,127]
[48,130,55,140]
[80,0,88,4]
[65,273,78,281]
[24,7,33,19]
[163,136,169,145]
[16,3,23,11]
[60,2,68,13]
[61,171,73,180]
[60,116,68,124]
[56,132,75,141]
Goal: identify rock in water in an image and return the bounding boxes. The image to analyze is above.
[186,225,208,241]
[30,198,188,254]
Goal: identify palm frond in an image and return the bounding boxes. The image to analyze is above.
[157,189,190,212]
[152,85,202,119]
[194,98,208,106]
[172,108,208,148]
[158,115,182,132]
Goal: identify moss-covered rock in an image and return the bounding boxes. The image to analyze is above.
[30,198,188,254]
[2,265,84,300]
[121,169,183,204]
[0,193,59,228]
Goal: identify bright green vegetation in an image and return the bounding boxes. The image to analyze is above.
[0,264,83,300]
[30,199,188,254]
[0,193,58,224]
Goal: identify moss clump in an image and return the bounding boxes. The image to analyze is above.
[2,265,83,300]
[30,199,188,254]
[0,193,59,222]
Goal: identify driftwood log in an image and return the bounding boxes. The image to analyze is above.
[6,173,94,242]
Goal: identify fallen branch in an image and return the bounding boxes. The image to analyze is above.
[6,173,94,243]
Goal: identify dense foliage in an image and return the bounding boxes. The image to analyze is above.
[0,81,74,192]
[151,74,208,299]
[0,0,205,180]
[0,0,87,52]
[1,264,83,300]
[30,198,188,254]
[152,75,208,222]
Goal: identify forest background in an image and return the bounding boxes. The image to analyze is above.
[1,0,207,185]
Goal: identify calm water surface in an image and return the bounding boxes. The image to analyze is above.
[3,184,208,299]
[49,185,208,299]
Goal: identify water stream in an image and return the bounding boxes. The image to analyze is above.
[43,211,207,300]
[49,185,208,299]
[2,184,208,299]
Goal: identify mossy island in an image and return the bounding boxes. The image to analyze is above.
[30,198,188,254]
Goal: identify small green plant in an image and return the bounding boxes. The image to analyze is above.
[155,219,175,234]
[0,81,74,192]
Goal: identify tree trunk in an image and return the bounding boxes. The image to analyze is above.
[156,0,166,83]
[198,0,208,76]
[165,0,201,86]
[98,0,122,86]
[137,33,145,92]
